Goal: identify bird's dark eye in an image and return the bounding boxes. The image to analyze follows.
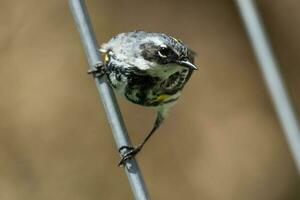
[157,46,178,60]
[157,47,169,58]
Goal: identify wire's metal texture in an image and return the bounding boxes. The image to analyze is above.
[69,0,150,199]
[235,0,300,174]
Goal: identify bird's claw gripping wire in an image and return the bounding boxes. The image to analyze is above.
[87,62,106,78]
[118,145,142,166]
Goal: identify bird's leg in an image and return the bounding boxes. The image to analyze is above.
[87,62,106,78]
[118,113,164,166]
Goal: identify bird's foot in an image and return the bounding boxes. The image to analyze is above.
[87,62,106,78]
[118,145,142,166]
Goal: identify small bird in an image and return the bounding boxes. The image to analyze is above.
[89,30,197,165]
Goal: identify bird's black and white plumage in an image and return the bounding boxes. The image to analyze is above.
[91,31,197,165]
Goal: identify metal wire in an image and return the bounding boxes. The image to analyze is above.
[235,0,300,174]
[68,0,150,199]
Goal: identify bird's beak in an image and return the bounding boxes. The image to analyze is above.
[177,59,198,70]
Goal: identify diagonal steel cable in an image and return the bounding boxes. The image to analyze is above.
[236,0,300,175]
[69,0,150,199]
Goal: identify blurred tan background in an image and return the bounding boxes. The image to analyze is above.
[0,0,300,199]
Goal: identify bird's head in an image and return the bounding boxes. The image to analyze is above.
[100,31,197,73]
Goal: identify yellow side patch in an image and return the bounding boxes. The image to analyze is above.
[152,94,170,103]
[104,53,109,63]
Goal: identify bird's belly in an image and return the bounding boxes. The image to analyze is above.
[106,65,193,107]
[107,72,180,107]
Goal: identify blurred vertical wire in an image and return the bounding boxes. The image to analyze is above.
[235,0,300,175]
[69,0,150,199]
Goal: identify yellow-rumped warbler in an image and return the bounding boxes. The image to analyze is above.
[89,30,197,165]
